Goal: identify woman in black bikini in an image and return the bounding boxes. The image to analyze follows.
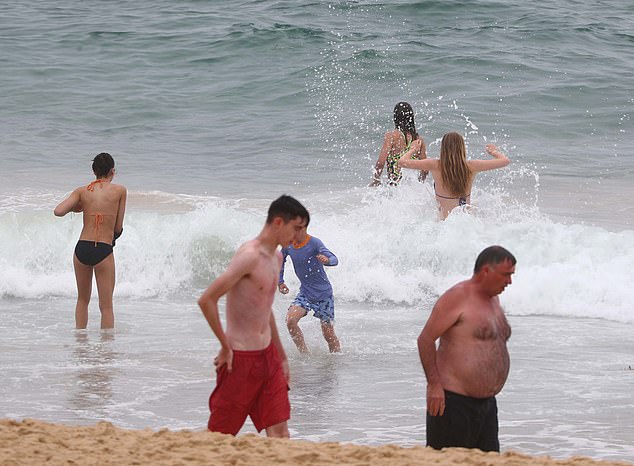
[398,132,509,219]
[54,153,127,329]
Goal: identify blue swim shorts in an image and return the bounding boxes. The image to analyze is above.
[291,292,335,323]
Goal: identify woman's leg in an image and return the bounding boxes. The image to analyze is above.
[94,253,115,329]
[73,254,93,329]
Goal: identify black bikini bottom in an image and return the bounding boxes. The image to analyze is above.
[74,240,113,266]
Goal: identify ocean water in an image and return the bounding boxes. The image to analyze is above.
[1,0,633,462]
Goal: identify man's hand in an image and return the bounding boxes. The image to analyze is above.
[315,254,329,264]
[281,359,290,384]
[426,382,446,416]
[278,283,289,294]
[214,347,234,373]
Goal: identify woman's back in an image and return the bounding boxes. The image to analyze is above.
[370,101,427,186]
[430,162,474,219]
[78,181,125,244]
[397,133,510,219]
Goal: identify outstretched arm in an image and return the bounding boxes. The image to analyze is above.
[198,246,257,372]
[468,144,510,173]
[369,132,392,186]
[397,139,436,171]
[54,189,81,217]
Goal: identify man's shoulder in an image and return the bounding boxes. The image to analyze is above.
[234,240,263,261]
[237,238,260,252]
[438,280,471,306]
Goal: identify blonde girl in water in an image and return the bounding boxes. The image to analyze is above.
[398,132,509,219]
[54,153,127,329]
[369,101,428,186]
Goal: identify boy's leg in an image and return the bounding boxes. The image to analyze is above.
[208,363,251,435]
[254,344,291,437]
[321,321,341,353]
[286,306,308,353]
[265,421,290,438]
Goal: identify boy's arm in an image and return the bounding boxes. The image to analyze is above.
[197,246,257,372]
[315,238,338,266]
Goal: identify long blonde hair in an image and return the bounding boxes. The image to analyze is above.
[440,132,471,196]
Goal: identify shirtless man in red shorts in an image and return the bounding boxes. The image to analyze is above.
[198,195,309,437]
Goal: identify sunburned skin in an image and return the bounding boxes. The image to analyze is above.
[437,297,511,398]
[224,241,282,351]
[419,257,515,410]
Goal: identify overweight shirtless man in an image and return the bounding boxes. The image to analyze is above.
[198,195,309,438]
[418,245,516,452]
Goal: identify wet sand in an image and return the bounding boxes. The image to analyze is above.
[1,419,631,466]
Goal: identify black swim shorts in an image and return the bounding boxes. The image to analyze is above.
[426,390,499,452]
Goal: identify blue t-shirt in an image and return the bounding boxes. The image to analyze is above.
[279,235,338,301]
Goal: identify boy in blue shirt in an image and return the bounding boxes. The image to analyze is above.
[278,223,340,353]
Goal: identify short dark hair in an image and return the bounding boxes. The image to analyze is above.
[474,245,516,273]
[92,152,115,178]
[266,195,310,226]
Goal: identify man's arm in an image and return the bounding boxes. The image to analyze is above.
[197,245,257,372]
[418,288,463,416]
[269,311,290,383]
[278,248,289,294]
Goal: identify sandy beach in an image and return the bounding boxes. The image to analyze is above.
[1,419,631,466]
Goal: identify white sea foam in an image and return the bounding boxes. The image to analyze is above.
[1,186,633,323]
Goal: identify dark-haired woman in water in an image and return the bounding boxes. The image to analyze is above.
[54,153,127,329]
[370,101,427,187]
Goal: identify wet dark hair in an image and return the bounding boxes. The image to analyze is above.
[92,152,115,178]
[393,101,419,142]
[474,245,516,273]
[266,195,310,226]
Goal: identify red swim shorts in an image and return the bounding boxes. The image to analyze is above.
[208,342,290,435]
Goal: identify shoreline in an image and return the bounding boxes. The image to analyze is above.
[1,418,632,466]
[1,301,633,461]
